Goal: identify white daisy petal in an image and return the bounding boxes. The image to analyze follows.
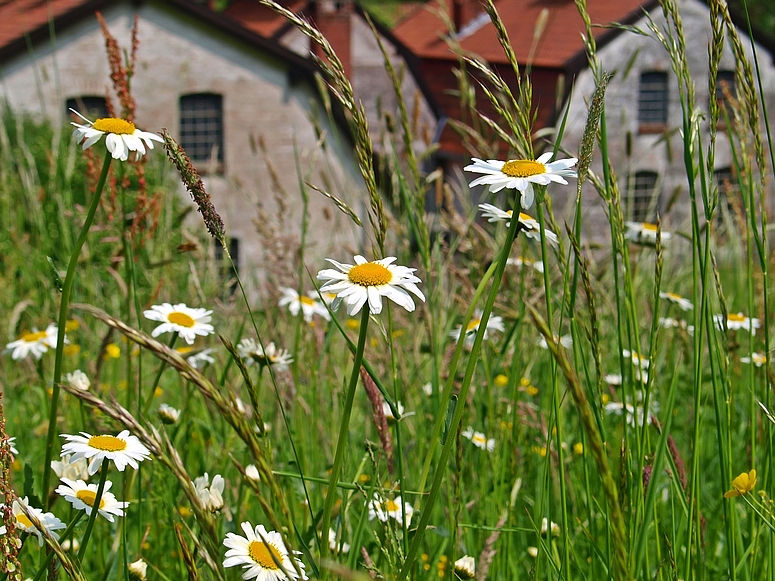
[143,302,214,345]
[71,111,160,162]
[222,522,307,580]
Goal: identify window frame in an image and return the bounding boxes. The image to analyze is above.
[638,71,669,134]
[625,170,661,223]
[179,93,224,173]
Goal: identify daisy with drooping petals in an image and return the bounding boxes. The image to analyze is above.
[328,528,350,554]
[157,403,181,424]
[465,153,578,210]
[51,454,90,481]
[624,222,672,245]
[454,556,476,579]
[194,473,225,512]
[278,288,331,322]
[741,353,767,367]
[55,478,129,522]
[128,559,148,581]
[449,309,505,346]
[622,349,650,370]
[5,323,59,360]
[367,494,414,526]
[238,339,294,371]
[714,312,761,336]
[660,291,693,311]
[71,109,163,162]
[223,521,308,580]
[143,303,214,345]
[176,346,217,369]
[462,426,496,451]
[538,334,573,350]
[478,204,559,247]
[64,369,91,391]
[60,430,151,475]
[507,256,544,273]
[317,255,425,316]
[0,497,66,546]
[3,436,18,456]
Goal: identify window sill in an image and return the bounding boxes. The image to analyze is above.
[638,123,668,135]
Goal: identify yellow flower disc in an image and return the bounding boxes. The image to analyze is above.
[466,319,481,332]
[501,160,546,178]
[385,499,400,512]
[88,435,127,452]
[168,312,196,328]
[21,330,47,343]
[76,490,105,509]
[348,262,392,287]
[16,513,33,528]
[642,223,658,232]
[92,118,136,135]
[728,313,747,322]
[247,540,282,569]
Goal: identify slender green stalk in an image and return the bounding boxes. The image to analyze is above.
[319,306,370,573]
[43,149,112,508]
[30,512,85,581]
[77,462,110,561]
[143,332,178,416]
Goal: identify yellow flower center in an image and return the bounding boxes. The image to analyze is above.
[21,330,47,343]
[501,159,546,178]
[347,262,392,287]
[87,434,127,452]
[300,296,316,306]
[76,490,105,509]
[247,540,282,570]
[466,319,481,332]
[92,118,136,135]
[642,223,658,232]
[168,312,196,328]
[666,292,682,301]
[518,212,533,222]
[728,313,747,322]
[472,434,488,445]
[16,513,33,528]
[176,347,193,354]
[385,499,400,512]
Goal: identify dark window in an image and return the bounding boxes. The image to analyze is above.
[180,94,223,169]
[214,237,239,296]
[714,166,740,226]
[65,96,108,120]
[713,70,736,129]
[638,72,669,131]
[625,171,660,222]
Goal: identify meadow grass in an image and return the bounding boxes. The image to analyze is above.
[2,0,775,580]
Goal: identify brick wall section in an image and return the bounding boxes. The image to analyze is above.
[310,0,353,78]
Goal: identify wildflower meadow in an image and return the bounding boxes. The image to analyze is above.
[2,0,775,580]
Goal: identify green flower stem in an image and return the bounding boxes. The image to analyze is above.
[397,199,523,581]
[31,511,85,581]
[319,306,370,572]
[77,462,110,561]
[42,149,112,509]
[142,332,178,416]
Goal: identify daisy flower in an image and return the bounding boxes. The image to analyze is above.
[278,288,331,322]
[465,153,578,210]
[367,494,414,526]
[238,339,294,371]
[328,528,350,554]
[71,109,163,162]
[55,478,128,522]
[143,303,214,345]
[128,559,148,581]
[537,334,573,350]
[0,497,66,546]
[223,522,308,580]
[478,204,559,246]
[507,256,544,273]
[316,255,425,316]
[462,426,495,451]
[454,556,476,579]
[660,291,693,311]
[449,310,505,346]
[60,430,151,475]
[177,346,217,369]
[382,401,406,422]
[714,312,761,335]
[603,374,623,386]
[51,454,90,482]
[540,518,561,537]
[622,349,650,369]
[624,222,672,245]
[5,323,59,360]
[194,473,225,512]
[604,392,658,427]
[245,464,261,482]
[157,403,181,424]
[741,353,767,367]
[64,369,91,391]
[3,436,18,456]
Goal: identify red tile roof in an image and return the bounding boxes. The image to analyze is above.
[222,0,308,38]
[393,0,653,68]
[0,0,94,52]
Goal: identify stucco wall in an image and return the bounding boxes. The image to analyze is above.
[560,0,775,239]
[0,1,365,293]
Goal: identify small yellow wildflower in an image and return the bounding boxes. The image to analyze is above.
[573,442,584,455]
[345,319,360,330]
[65,320,80,332]
[725,469,757,498]
[532,446,547,457]
[154,386,163,397]
[178,506,192,517]
[64,344,81,356]
[494,374,509,387]
[105,343,120,359]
